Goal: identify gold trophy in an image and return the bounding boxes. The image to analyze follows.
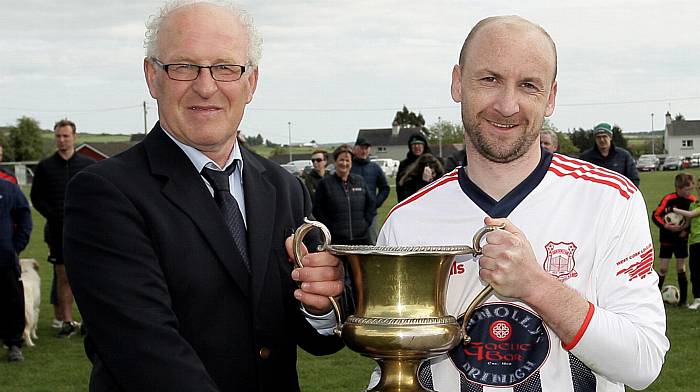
[293,219,501,392]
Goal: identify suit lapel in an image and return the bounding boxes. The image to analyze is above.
[240,148,276,309]
[144,125,250,295]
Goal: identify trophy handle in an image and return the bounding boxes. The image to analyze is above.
[460,223,505,345]
[293,218,343,336]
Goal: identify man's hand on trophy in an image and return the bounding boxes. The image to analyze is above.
[286,235,345,315]
[478,217,553,300]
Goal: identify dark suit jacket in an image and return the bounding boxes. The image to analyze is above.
[64,124,343,391]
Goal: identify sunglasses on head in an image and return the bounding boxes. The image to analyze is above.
[311,158,324,163]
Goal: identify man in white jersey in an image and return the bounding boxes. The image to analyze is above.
[376,16,668,392]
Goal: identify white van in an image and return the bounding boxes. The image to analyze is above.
[690,153,700,168]
[371,158,399,177]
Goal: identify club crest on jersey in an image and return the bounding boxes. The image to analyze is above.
[543,242,578,281]
[450,303,550,387]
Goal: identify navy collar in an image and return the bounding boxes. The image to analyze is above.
[458,149,553,218]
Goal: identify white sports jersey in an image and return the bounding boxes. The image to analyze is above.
[378,152,669,392]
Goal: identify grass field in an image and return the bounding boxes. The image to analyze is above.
[40,132,133,144]
[1,170,699,391]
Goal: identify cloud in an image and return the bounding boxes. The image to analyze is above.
[0,0,698,142]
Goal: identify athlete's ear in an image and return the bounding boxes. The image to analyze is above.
[451,64,463,103]
[544,81,557,117]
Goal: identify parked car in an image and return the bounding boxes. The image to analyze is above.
[636,154,660,172]
[690,153,700,168]
[661,156,682,171]
[285,160,311,176]
[371,158,400,177]
[280,164,299,176]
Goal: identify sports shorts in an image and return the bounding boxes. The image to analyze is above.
[659,241,688,259]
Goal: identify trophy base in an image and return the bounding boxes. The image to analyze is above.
[368,358,434,392]
[343,316,459,392]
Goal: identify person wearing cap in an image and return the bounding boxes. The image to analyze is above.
[351,137,389,243]
[579,122,640,186]
[396,133,433,202]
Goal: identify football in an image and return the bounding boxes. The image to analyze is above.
[661,285,680,305]
[664,212,686,226]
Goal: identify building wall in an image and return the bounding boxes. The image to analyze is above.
[76,148,107,161]
[667,136,700,157]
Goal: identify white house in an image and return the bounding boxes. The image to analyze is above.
[664,112,700,157]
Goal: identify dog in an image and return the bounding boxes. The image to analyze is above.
[20,258,41,347]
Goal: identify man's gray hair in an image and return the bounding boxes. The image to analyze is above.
[540,128,558,146]
[144,0,262,67]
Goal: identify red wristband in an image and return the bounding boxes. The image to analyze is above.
[562,301,595,351]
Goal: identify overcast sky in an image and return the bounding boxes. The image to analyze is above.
[1,0,698,144]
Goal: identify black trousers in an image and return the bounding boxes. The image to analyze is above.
[0,265,25,347]
[689,243,700,299]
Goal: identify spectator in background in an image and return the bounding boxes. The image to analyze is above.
[396,133,432,201]
[303,149,330,198]
[579,122,639,186]
[540,129,558,153]
[314,145,375,245]
[397,153,444,202]
[652,173,695,307]
[351,137,389,243]
[30,119,95,338]
[0,144,18,184]
[443,146,467,172]
[0,174,32,361]
[673,179,700,310]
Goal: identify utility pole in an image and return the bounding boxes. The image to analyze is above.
[651,113,655,154]
[437,116,443,158]
[143,101,148,134]
[288,121,292,162]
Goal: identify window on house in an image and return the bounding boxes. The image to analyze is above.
[377,146,387,152]
[682,140,694,148]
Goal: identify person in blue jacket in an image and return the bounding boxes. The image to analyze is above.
[0,179,32,361]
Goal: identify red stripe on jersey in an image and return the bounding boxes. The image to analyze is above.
[552,154,636,191]
[552,154,636,192]
[386,173,459,220]
[549,156,634,199]
[562,302,595,351]
[548,166,631,199]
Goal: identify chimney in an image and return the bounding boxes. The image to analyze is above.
[391,120,400,136]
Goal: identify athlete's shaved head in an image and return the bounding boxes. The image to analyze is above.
[458,16,557,81]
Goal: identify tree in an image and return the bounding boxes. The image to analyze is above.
[7,116,45,161]
[569,127,591,153]
[675,113,685,121]
[393,106,427,134]
[247,133,264,146]
[427,120,464,145]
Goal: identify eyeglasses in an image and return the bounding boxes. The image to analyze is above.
[311,158,324,163]
[152,58,249,82]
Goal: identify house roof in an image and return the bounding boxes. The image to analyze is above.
[667,120,700,137]
[76,142,136,158]
[356,127,425,147]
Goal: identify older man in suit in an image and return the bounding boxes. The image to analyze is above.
[63,2,344,391]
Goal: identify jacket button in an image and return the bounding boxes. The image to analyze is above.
[259,347,271,359]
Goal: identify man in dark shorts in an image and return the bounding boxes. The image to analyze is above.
[30,119,95,337]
